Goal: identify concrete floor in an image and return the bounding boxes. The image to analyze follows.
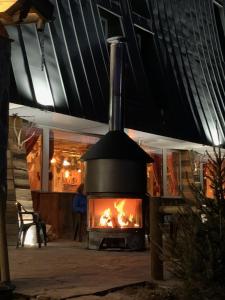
[9,240,151,299]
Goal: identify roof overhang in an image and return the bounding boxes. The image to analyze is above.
[9,103,217,154]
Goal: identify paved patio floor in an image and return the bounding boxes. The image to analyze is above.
[9,240,152,299]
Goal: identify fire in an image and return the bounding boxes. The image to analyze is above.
[100,208,113,227]
[99,200,140,228]
[114,200,128,227]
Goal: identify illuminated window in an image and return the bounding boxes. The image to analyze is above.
[166,150,181,197]
[147,150,162,197]
[26,129,42,191]
[140,145,162,197]
[49,130,99,192]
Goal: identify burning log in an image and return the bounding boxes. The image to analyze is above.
[98,199,140,229]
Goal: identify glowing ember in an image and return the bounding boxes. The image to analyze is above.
[99,200,140,228]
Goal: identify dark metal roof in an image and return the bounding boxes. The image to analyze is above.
[81,130,153,162]
[7,0,225,146]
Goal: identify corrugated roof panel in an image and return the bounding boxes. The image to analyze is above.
[7,0,225,146]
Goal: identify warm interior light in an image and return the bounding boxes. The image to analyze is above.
[0,1,17,12]
[50,157,56,164]
[63,159,70,166]
[64,170,70,178]
[77,168,81,173]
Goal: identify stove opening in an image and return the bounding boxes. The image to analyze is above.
[88,198,143,229]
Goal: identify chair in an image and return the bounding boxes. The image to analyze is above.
[16,201,47,248]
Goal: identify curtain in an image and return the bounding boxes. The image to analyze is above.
[151,153,162,196]
[167,153,178,196]
[25,127,42,156]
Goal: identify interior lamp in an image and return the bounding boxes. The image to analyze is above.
[50,157,56,164]
[64,170,70,178]
[63,159,71,167]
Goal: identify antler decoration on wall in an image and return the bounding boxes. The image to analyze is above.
[13,116,36,151]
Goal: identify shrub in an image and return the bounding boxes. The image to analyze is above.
[164,146,225,300]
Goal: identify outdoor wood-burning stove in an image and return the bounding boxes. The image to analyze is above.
[82,37,153,250]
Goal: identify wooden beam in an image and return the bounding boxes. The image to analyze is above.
[0,36,11,284]
[159,205,198,215]
[150,197,163,280]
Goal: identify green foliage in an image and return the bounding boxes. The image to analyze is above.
[164,146,225,299]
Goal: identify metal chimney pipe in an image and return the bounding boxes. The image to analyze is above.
[107,36,125,131]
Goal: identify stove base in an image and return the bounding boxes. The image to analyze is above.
[88,229,145,250]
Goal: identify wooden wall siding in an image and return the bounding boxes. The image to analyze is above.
[32,192,74,239]
[8,117,33,207]
[6,117,34,246]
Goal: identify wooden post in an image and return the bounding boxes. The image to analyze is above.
[150,197,163,280]
[0,27,11,284]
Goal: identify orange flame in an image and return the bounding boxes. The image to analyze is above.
[114,200,128,227]
[98,200,140,228]
[99,208,113,227]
